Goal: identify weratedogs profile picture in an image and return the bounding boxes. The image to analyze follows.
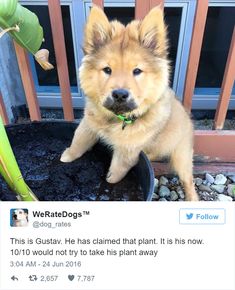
[10,209,29,227]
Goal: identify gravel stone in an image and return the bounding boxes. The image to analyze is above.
[205,173,215,184]
[176,186,185,199]
[200,191,218,201]
[228,176,235,183]
[170,177,179,186]
[195,178,203,186]
[159,185,171,198]
[154,178,159,193]
[202,179,208,185]
[170,190,178,201]
[153,173,235,202]
[227,184,235,197]
[159,176,169,186]
[217,194,233,202]
[214,174,227,185]
[152,193,160,200]
[159,198,168,201]
[210,184,225,194]
[198,184,212,193]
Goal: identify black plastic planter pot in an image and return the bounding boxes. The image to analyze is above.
[0,121,154,201]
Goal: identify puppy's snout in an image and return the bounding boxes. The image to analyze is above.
[13,214,17,220]
[103,89,137,114]
[112,89,129,102]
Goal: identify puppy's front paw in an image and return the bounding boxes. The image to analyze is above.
[60,148,76,163]
[185,194,200,201]
[106,171,123,184]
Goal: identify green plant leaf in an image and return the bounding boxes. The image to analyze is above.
[0,0,43,54]
[0,117,38,201]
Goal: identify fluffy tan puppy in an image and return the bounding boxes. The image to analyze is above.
[61,6,199,201]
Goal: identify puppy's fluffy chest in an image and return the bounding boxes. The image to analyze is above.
[85,96,172,148]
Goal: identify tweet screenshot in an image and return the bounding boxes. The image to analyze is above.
[0,202,234,290]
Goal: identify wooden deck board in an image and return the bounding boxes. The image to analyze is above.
[152,162,235,176]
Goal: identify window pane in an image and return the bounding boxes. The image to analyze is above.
[25,5,77,87]
[196,7,235,88]
[104,7,182,87]
[104,7,134,25]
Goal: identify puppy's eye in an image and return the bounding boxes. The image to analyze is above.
[133,68,143,76]
[102,67,112,75]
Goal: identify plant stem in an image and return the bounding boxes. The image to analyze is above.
[0,117,38,201]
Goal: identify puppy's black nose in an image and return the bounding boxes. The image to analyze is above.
[13,214,17,219]
[112,89,129,102]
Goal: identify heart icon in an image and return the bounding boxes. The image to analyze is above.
[68,275,75,281]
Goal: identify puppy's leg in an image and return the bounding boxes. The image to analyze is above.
[106,148,140,183]
[170,139,199,201]
[60,119,97,162]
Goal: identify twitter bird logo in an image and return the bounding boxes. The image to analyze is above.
[186,213,193,220]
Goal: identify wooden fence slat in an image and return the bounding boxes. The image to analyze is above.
[135,0,150,20]
[214,27,235,130]
[183,0,208,112]
[149,0,164,10]
[14,41,41,121]
[92,0,104,8]
[48,0,74,121]
[0,91,9,125]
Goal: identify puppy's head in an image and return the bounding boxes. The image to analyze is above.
[79,6,169,116]
[13,209,28,221]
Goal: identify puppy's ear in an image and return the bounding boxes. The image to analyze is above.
[83,6,111,54]
[139,7,167,57]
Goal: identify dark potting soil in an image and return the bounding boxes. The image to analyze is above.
[0,122,144,201]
